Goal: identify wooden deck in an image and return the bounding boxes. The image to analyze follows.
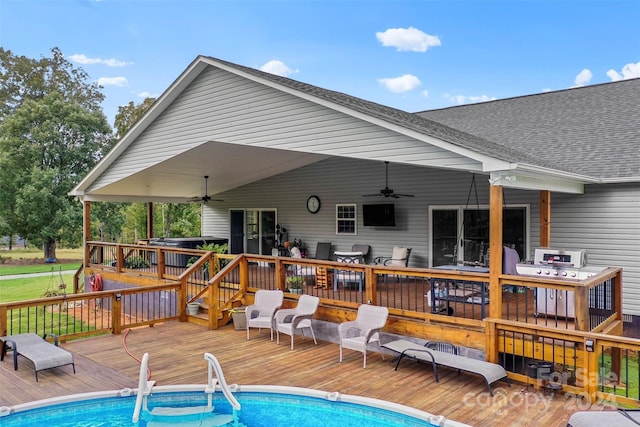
[0,320,601,426]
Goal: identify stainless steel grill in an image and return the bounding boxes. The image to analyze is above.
[516,248,606,318]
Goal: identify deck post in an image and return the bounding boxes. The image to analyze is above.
[488,184,503,322]
[83,201,91,268]
[540,190,551,247]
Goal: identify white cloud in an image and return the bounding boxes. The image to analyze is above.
[573,69,593,87]
[135,91,159,99]
[378,74,421,93]
[606,61,640,81]
[260,60,298,77]
[69,54,131,67]
[376,27,441,52]
[97,77,128,87]
[444,93,496,105]
[421,89,429,98]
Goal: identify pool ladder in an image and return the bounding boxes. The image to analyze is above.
[132,352,241,426]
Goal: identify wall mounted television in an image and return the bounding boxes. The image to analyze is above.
[362,203,396,226]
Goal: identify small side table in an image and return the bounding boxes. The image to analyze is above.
[315,267,333,289]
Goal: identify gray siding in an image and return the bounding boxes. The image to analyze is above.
[90,67,481,193]
[202,157,537,268]
[550,183,640,315]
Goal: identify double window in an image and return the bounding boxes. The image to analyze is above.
[336,204,357,235]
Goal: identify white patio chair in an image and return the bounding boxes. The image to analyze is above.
[246,290,284,341]
[275,295,320,350]
[338,304,389,368]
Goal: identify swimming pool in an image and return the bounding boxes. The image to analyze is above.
[1,385,470,426]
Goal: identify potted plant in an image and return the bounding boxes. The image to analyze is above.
[229,307,246,330]
[286,276,306,294]
[187,242,229,280]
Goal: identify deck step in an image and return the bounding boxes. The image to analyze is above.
[147,413,235,427]
[150,405,213,416]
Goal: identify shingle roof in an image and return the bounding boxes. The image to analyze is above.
[416,79,640,180]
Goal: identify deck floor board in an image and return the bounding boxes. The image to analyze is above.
[1,320,594,426]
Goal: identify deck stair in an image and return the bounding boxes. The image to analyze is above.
[132,352,242,426]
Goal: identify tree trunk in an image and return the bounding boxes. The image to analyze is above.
[43,239,56,259]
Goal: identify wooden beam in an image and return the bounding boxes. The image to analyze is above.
[83,201,91,268]
[147,202,154,239]
[540,190,551,247]
[489,185,503,320]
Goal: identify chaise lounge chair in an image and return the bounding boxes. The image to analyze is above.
[1,332,76,381]
[382,338,510,396]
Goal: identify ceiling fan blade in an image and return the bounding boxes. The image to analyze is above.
[362,193,384,197]
[395,193,415,198]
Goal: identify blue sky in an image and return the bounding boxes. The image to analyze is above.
[1,0,639,126]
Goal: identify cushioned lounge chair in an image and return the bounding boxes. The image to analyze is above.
[1,333,76,381]
[275,294,320,350]
[338,304,388,368]
[382,338,510,396]
[246,290,284,341]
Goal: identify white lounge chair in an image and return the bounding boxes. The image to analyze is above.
[246,290,284,341]
[275,295,320,350]
[382,338,510,396]
[338,304,389,368]
[0,333,75,381]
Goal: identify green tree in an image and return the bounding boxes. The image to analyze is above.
[114,98,155,138]
[0,47,104,119]
[0,92,112,258]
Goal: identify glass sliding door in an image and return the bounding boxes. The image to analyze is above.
[430,206,528,267]
[239,209,277,255]
[432,209,459,267]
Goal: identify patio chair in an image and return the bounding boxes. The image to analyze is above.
[246,290,284,341]
[373,246,412,267]
[374,246,412,285]
[333,251,365,291]
[275,294,320,350]
[289,242,333,284]
[338,304,389,368]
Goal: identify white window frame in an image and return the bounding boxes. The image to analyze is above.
[336,204,357,235]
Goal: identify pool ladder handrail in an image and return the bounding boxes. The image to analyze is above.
[204,352,241,411]
[132,352,155,423]
[131,352,241,423]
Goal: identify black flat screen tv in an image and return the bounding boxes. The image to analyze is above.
[363,203,396,226]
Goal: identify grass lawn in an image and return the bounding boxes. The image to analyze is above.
[0,263,81,276]
[0,274,77,302]
[0,247,83,261]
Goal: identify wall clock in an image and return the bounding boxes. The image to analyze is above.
[306,195,321,214]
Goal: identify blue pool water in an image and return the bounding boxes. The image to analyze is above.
[2,390,442,427]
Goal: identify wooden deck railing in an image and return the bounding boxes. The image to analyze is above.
[3,242,635,407]
[0,283,181,340]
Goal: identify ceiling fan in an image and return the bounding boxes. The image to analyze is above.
[362,161,415,199]
[188,176,223,203]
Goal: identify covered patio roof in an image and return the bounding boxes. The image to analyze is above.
[71,56,610,202]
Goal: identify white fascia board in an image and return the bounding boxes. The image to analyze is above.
[203,58,511,171]
[489,164,598,193]
[70,58,210,197]
[80,194,199,203]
